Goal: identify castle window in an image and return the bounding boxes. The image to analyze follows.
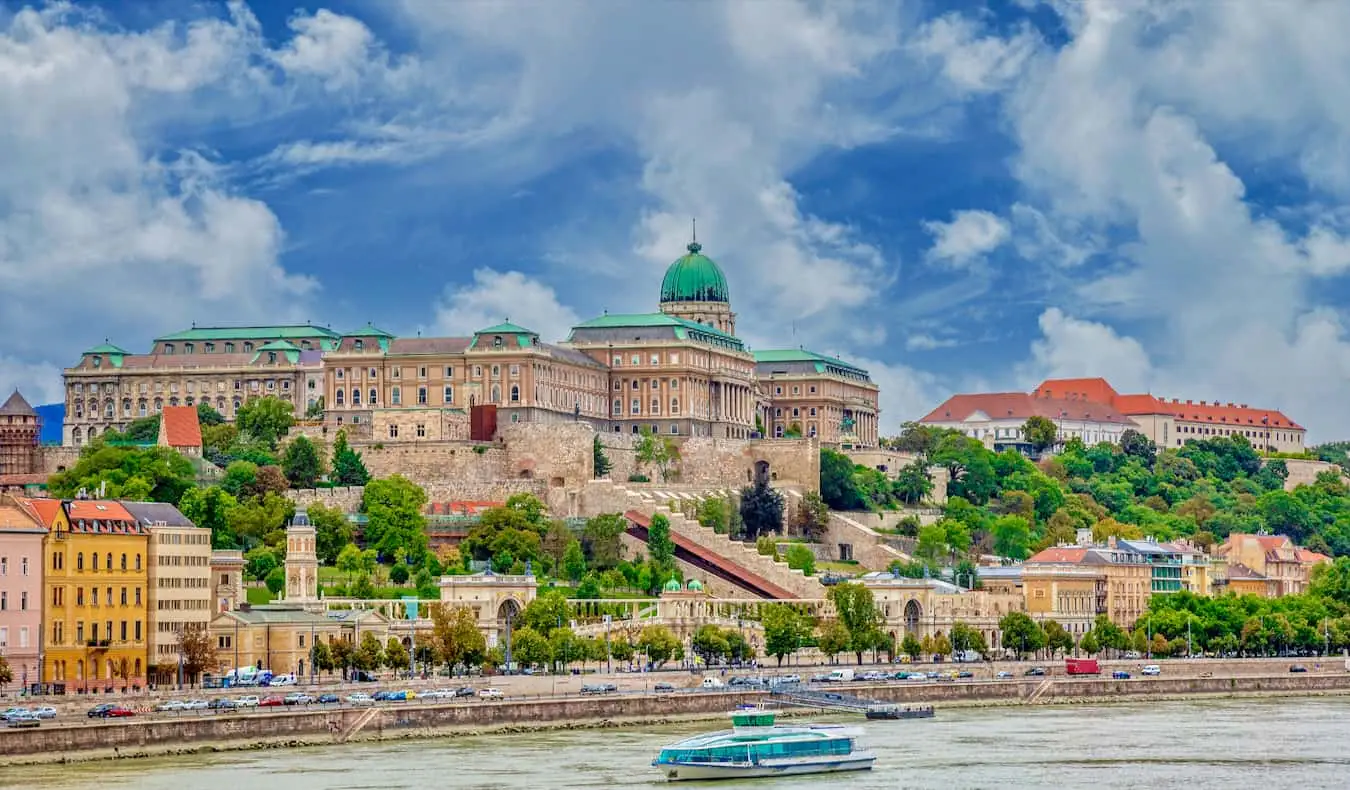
[351,389,361,405]
[164,344,174,355]
[631,355,640,365]
[369,388,378,405]
[671,379,678,390]
[491,385,501,403]
[669,353,679,364]
[491,365,500,378]
[392,387,401,405]
[418,387,427,405]
[613,399,622,415]
[416,424,426,438]
[509,365,519,377]
[92,356,102,368]
[671,397,680,414]
[445,366,454,378]
[613,355,622,366]
[206,343,215,353]
[354,339,364,351]
[443,386,453,404]
[419,367,427,379]
[650,354,659,365]
[510,385,520,403]
[614,381,622,391]
[268,352,277,364]
[389,425,399,439]
[336,369,344,380]
[651,398,660,415]
[185,343,194,354]
[670,425,679,435]
[493,336,503,348]
[225,343,234,353]
[335,390,344,406]
[244,342,253,352]
[631,398,640,415]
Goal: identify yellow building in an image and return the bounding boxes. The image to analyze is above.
[1023,544,1153,631]
[1213,533,1329,597]
[20,498,150,692]
[208,604,391,679]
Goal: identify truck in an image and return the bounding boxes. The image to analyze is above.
[826,668,856,682]
[1065,658,1100,675]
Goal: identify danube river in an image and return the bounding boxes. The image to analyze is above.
[8,698,1348,788]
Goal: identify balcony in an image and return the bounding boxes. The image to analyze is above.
[86,639,111,649]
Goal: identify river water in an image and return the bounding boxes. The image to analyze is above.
[7,698,1348,789]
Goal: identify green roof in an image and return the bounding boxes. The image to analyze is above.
[754,348,871,378]
[570,312,745,350]
[154,325,340,342]
[251,340,302,365]
[84,342,128,355]
[660,242,730,304]
[344,323,395,338]
[477,322,535,335]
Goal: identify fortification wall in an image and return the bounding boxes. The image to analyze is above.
[1281,458,1348,491]
[37,446,80,474]
[600,434,817,488]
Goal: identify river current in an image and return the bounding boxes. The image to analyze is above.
[8,697,1347,789]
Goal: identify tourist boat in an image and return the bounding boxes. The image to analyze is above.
[652,708,876,781]
[864,704,935,720]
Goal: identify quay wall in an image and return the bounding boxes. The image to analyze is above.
[5,673,1350,761]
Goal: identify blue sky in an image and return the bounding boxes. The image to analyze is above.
[4,1,1350,440]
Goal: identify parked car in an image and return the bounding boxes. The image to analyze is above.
[104,706,136,718]
[208,698,237,710]
[809,674,832,683]
[581,683,608,695]
[182,699,209,710]
[1112,671,1132,679]
[956,671,974,679]
[317,694,340,704]
[284,693,315,706]
[5,711,39,728]
[860,671,888,682]
[1141,665,1162,676]
[995,671,1014,680]
[454,686,476,698]
[266,674,297,687]
[155,700,186,712]
[1024,667,1047,677]
[479,688,504,699]
[1290,664,1309,673]
[346,693,375,704]
[654,682,675,693]
[259,695,286,707]
[31,706,58,719]
[235,695,261,708]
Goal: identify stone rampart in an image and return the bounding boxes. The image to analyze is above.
[37,445,80,474]
[1281,458,1348,491]
[600,434,818,488]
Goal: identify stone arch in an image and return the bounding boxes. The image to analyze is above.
[498,597,522,635]
[753,460,771,486]
[904,599,922,635]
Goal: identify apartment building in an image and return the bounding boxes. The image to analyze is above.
[123,502,212,684]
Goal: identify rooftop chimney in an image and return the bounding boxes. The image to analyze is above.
[1186,399,1193,405]
[1227,402,1235,407]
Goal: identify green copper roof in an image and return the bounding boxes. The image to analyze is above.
[570,312,745,351]
[754,348,872,380]
[660,242,730,304]
[476,322,535,336]
[154,325,340,342]
[470,321,538,350]
[84,342,128,355]
[344,323,395,338]
[663,576,683,592]
[251,340,302,365]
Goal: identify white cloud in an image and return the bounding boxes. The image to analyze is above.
[905,334,959,351]
[912,12,1039,95]
[0,356,65,406]
[1019,308,1152,393]
[433,269,580,344]
[847,356,942,434]
[923,209,1010,268]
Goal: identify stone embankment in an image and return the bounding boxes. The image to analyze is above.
[5,671,1350,765]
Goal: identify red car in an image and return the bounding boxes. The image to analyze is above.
[259,695,286,707]
[105,706,136,718]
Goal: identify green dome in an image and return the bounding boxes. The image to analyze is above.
[660,242,729,304]
[663,576,683,593]
[686,579,704,592]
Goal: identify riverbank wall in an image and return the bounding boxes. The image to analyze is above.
[5,673,1349,765]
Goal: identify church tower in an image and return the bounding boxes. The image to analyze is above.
[284,507,319,607]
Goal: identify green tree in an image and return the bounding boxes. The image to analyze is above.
[309,640,333,678]
[221,460,260,500]
[647,513,675,570]
[692,624,731,665]
[592,435,612,478]
[1021,416,1059,453]
[511,627,552,669]
[562,539,587,583]
[992,515,1032,561]
[264,566,285,596]
[384,637,410,671]
[308,502,354,565]
[785,544,816,575]
[113,415,161,443]
[331,429,370,487]
[1000,612,1047,659]
[817,620,850,664]
[893,460,934,505]
[353,632,384,671]
[389,563,410,585]
[696,496,732,534]
[178,485,240,549]
[635,427,681,482]
[739,477,785,539]
[582,512,627,569]
[430,604,487,674]
[950,622,988,657]
[1043,620,1075,656]
[244,546,280,580]
[820,449,865,510]
[762,604,807,667]
[637,625,681,668]
[548,627,587,672]
[828,582,882,664]
[197,401,226,427]
[1079,630,1101,655]
[915,523,948,567]
[902,632,923,661]
[362,475,429,564]
[542,520,573,570]
[226,492,294,547]
[282,436,324,489]
[521,590,569,635]
[336,544,364,583]
[1119,429,1157,466]
[48,445,195,504]
[235,395,295,449]
[791,490,831,541]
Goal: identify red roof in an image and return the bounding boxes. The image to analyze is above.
[17,497,62,527]
[160,406,203,448]
[920,393,1135,425]
[1295,548,1331,564]
[1026,547,1089,563]
[1226,562,1268,580]
[1032,378,1119,404]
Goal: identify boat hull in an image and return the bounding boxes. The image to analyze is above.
[655,755,876,782]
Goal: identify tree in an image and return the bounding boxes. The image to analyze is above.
[179,624,215,685]
[221,461,261,500]
[310,640,333,678]
[354,632,384,671]
[362,475,430,564]
[197,401,226,426]
[236,395,295,449]
[548,627,586,672]
[950,622,988,657]
[901,632,923,661]
[592,435,612,478]
[1021,416,1059,454]
[384,637,410,672]
[792,490,831,542]
[389,563,410,585]
[582,513,626,569]
[647,513,675,570]
[893,461,934,506]
[511,626,552,669]
[265,566,285,596]
[282,436,324,489]
[817,620,850,664]
[637,625,681,668]
[226,492,294,547]
[740,477,785,539]
[308,502,354,565]
[257,465,288,497]
[915,523,947,567]
[430,604,487,674]
[521,590,569,635]
[828,582,882,664]
[785,544,815,575]
[1079,631,1101,655]
[762,604,806,667]
[562,540,587,583]
[820,449,865,510]
[331,430,371,487]
[542,520,573,570]
[48,445,195,504]
[635,427,680,482]
[244,546,280,581]
[179,486,240,549]
[330,639,354,679]
[692,624,731,665]
[999,612,1046,659]
[992,515,1032,561]
[1120,429,1157,467]
[696,497,732,534]
[1043,620,1075,656]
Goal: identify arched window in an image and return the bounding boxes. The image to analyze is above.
[106,552,113,571]
[153,398,163,412]
[169,397,179,407]
[122,398,131,415]
[336,390,345,406]
[77,552,84,570]
[352,388,361,405]
[88,427,98,439]
[369,388,377,405]
[72,427,83,446]
[92,553,99,571]
[491,385,501,403]
[510,385,520,403]
[120,554,127,571]
[135,554,141,571]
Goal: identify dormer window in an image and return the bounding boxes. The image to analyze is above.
[493,336,504,349]
[185,343,194,354]
[243,342,253,352]
[225,342,235,353]
[92,356,102,368]
[164,344,174,355]
[354,339,364,351]
[268,352,277,364]
[206,342,215,353]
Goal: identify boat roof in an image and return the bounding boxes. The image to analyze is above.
[662,724,864,751]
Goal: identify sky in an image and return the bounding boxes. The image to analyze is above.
[3,0,1350,441]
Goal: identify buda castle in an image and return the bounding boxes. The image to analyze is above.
[62,242,879,448]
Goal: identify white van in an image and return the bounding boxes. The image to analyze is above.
[1141,665,1161,676]
[702,677,726,689]
[827,668,855,683]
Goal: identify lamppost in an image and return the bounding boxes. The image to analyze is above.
[604,614,612,674]
[504,610,515,675]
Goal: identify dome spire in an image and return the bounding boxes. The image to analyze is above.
[688,217,701,254]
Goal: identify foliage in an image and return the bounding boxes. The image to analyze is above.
[816,620,850,663]
[637,625,682,667]
[893,460,934,506]
[696,497,732,534]
[226,492,294,549]
[820,449,865,510]
[197,401,226,427]
[592,435,612,478]
[49,445,195,503]
[647,513,675,570]
[244,546,280,581]
[582,513,627,569]
[762,604,809,666]
[1043,620,1075,655]
[791,490,831,541]
[828,582,883,664]
[635,427,681,482]
[331,430,370,487]
[1021,416,1059,454]
[178,485,240,549]
[384,637,410,671]
[991,515,1032,561]
[179,624,215,682]
[901,632,922,660]
[562,540,587,582]
[235,395,295,449]
[389,563,410,585]
[264,566,286,595]
[430,604,487,673]
[884,422,961,456]
[361,476,429,564]
[785,544,816,575]
[950,621,989,657]
[354,632,384,671]
[308,502,354,565]
[282,436,325,489]
[739,477,785,538]
[999,612,1046,659]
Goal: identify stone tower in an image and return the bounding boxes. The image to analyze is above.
[0,390,40,477]
[284,507,319,607]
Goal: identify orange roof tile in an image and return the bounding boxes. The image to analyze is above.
[1119,397,1302,430]
[160,405,203,448]
[1295,548,1331,564]
[1032,378,1120,404]
[17,497,62,527]
[1226,562,1268,580]
[920,393,1135,425]
[1027,547,1089,563]
[66,500,135,522]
